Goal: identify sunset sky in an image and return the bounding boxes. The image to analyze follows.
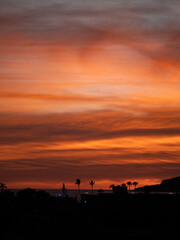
[0,0,180,189]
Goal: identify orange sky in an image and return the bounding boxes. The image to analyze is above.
[0,0,180,189]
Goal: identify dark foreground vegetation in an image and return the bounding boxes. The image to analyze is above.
[1,188,180,240]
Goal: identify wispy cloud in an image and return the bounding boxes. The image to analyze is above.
[0,0,180,188]
[0,108,180,144]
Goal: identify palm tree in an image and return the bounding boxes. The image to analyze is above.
[133,181,138,190]
[75,178,81,195]
[89,180,95,194]
[122,183,126,188]
[0,183,7,193]
[127,181,132,192]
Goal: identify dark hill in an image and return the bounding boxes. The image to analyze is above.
[136,176,180,192]
[161,176,180,186]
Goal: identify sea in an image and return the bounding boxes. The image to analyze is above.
[9,189,112,198]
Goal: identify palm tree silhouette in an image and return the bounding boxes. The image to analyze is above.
[75,178,81,195]
[0,183,7,193]
[89,180,95,194]
[122,183,126,188]
[127,181,132,192]
[133,181,138,190]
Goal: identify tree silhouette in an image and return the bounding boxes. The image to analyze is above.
[109,184,114,189]
[133,181,138,190]
[109,184,115,193]
[0,183,7,193]
[75,178,81,195]
[89,180,95,194]
[122,183,126,188]
[127,181,132,192]
[17,188,36,199]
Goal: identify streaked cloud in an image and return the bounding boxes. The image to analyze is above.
[0,0,180,188]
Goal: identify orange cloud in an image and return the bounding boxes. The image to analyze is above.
[0,0,180,188]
